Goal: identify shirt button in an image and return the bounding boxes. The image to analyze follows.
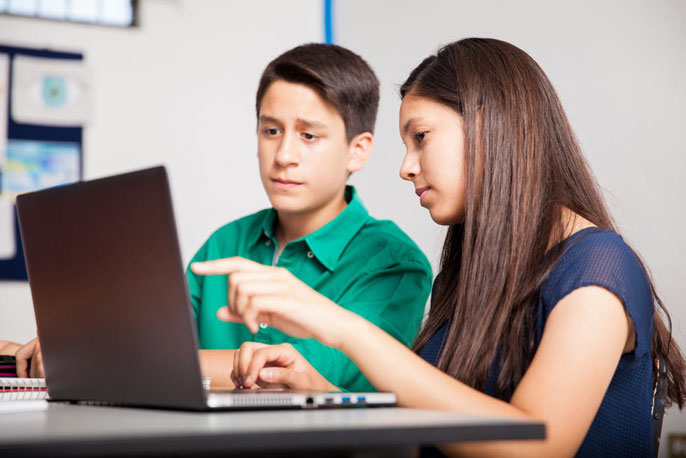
[307,251,314,259]
[265,240,272,246]
[259,322,268,329]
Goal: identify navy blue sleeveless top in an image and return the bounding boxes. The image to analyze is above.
[418,228,654,457]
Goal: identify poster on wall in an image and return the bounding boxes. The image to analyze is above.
[0,53,8,166]
[1,140,80,196]
[0,197,14,260]
[11,55,90,127]
[0,44,84,281]
[0,53,10,260]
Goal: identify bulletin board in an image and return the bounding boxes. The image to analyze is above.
[0,45,87,280]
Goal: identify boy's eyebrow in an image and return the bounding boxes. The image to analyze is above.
[296,118,327,129]
[258,115,327,130]
[258,115,281,125]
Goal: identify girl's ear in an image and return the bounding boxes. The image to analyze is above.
[346,132,373,173]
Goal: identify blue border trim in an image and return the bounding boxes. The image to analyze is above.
[324,0,334,44]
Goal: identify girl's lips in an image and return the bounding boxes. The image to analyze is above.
[415,186,431,204]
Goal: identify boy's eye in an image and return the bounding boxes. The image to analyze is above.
[414,131,427,143]
[302,132,318,141]
[264,128,280,136]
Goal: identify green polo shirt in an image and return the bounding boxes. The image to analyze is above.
[186,186,432,392]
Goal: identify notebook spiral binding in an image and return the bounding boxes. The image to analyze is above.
[0,377,47,392]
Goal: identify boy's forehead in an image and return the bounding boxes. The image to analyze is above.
[259,80,343,127]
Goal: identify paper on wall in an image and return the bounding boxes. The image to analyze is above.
[11,55,90,127]
[0,53,9,166]
[0,196,15,260]
[1,139,80,196]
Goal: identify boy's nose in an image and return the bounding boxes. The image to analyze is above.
[275,136,299,166]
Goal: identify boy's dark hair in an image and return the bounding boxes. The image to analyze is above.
[256,43,380,142]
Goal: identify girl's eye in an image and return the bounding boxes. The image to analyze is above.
[414,131,427,143]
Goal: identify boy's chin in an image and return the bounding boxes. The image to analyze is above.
[267,195,310,214]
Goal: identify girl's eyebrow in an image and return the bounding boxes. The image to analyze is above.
[401,117,423,135]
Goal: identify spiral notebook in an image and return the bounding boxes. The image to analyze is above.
[0,378,49,410]
[1,377,48,394]
[0,355,47,397]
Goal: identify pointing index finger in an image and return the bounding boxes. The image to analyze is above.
[191,257,265,275]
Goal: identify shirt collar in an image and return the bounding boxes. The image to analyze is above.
[304,186,369,271]
[252,186,369,271]
[258,207,278,242]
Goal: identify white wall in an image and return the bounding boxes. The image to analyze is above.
[0,0,322,342]
[335,0,686,451]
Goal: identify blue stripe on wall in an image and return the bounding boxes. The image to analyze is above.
[324,0,334,44]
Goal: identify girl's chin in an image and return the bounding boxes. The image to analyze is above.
[428,208,464,226]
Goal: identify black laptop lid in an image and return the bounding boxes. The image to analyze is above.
[16,166,206,409]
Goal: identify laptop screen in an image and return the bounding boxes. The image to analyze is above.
[17,167,207,409]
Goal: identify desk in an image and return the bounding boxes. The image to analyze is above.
[0,403,545,457]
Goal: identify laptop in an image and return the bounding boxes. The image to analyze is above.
[15,166,395,410]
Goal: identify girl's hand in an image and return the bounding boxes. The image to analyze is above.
[190,257,357,349]
[231,342,339,392]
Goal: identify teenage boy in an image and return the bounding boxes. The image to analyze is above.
[6,44,432,392]
[190,43,431,392]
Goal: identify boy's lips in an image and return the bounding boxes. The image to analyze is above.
[271,178,303,189]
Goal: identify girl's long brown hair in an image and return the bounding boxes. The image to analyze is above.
[404,38,685,407]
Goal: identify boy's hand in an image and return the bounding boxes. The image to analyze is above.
[16,337,44,378]
[191,257,355,349]
[232,341,338,392]
[198,349,238,388]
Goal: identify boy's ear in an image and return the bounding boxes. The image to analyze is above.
[346,132,373,174]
